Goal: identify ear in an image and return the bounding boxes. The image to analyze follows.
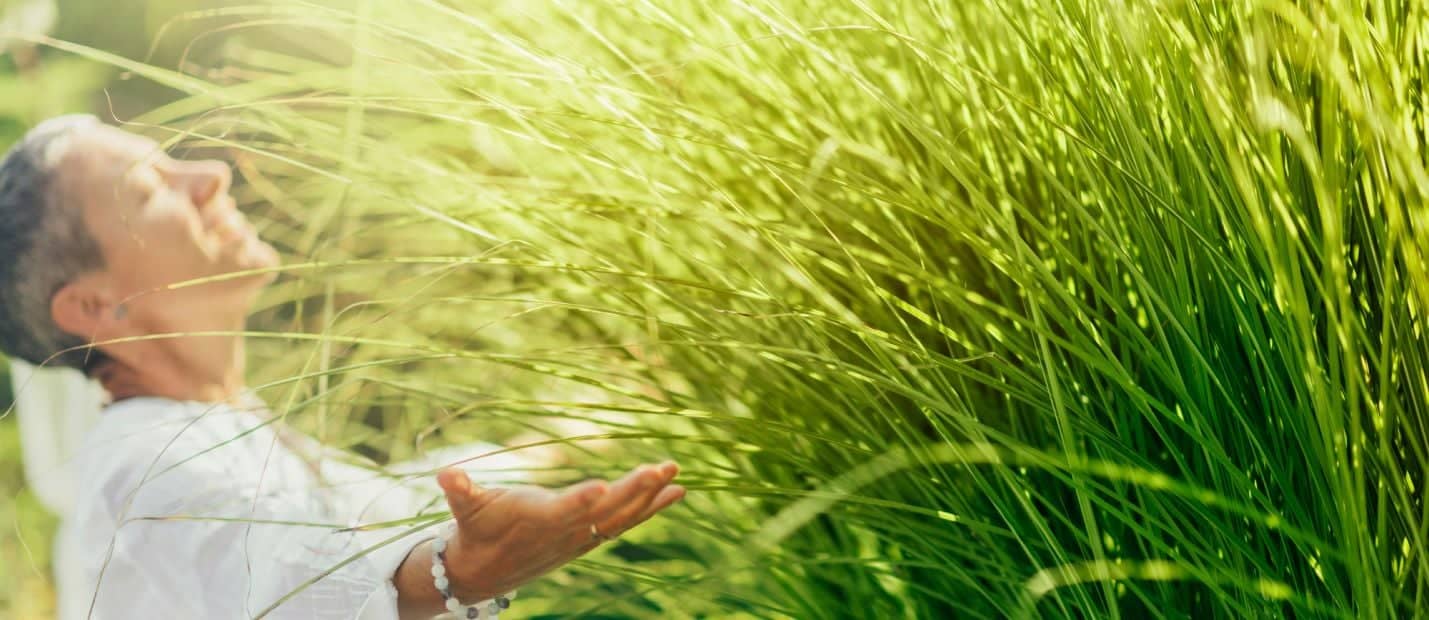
[50,274,118,342]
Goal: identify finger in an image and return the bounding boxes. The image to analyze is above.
[437,467,489,522]
[633,484,685,526]
[546,464,671,553]
[586,462,678,524]
[607,484,685,537]
[582,465,660,520]
[545,483,684,570]
[591,477,677,536]
[552,479,610,522]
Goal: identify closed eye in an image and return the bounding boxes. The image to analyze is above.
[128,164,165,207]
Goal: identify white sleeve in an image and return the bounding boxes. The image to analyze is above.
[83,446,436,619]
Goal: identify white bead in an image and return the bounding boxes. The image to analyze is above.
[433,537,447,552]
[446,598,464,613]
[435,576,449,590]
[431,564,445,578]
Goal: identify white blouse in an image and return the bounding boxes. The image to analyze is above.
[52,393,525,619]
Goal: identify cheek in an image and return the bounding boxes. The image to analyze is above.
[106,214,210,281]
[107,200,194,244]
[149,205,211,257]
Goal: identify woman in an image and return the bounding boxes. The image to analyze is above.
[0,115,685,619]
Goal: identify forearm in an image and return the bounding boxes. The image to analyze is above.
[395,540,447,620]
[395,538,510,619]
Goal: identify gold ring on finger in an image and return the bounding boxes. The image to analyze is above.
[590,523,614,543]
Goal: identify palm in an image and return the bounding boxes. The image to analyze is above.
[434,462,684,600]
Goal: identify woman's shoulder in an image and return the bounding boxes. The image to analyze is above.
[78,398,249,482]
[92,396,240,444]
[72,397,272,515]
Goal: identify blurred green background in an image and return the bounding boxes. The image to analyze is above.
[9,0,1429,618]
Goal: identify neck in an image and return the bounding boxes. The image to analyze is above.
[99,316,250,405]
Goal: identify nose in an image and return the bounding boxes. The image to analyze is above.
[180,159,232,209]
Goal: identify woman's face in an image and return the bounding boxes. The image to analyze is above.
[60,125,279,321]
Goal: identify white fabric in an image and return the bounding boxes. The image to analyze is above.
[49,393,529,620]
[10,359,108,516]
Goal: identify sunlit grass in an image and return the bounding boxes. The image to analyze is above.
[0,394,61,620]
[9,0,1429,617]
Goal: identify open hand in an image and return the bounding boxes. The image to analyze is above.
[433,462,684,601]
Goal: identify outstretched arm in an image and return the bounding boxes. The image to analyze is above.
[394,463,684,619]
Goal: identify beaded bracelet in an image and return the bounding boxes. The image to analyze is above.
[431,522,516,619]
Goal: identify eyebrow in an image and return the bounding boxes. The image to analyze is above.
[118,158,157,182]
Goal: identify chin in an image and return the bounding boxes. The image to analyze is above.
[237,235,281,271]
[216,238,281,293]
[254,240,282,271]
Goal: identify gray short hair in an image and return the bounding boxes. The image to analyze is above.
[0,114,108,372]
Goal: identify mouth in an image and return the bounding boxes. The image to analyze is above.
[207,199,255,242]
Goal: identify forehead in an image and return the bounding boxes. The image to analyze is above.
[56,125,164,198]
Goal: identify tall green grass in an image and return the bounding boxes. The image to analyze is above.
[22,0,1429,616]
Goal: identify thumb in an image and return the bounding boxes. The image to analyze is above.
[437,467,486,520]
